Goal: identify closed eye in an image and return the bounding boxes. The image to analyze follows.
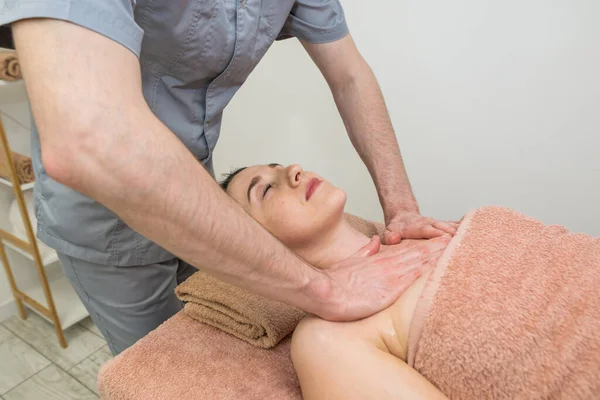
[263,184,272,198]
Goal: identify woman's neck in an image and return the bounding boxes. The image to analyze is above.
[296,220,374,269]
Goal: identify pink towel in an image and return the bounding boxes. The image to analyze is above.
[408,206,600,399]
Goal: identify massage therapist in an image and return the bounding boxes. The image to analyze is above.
[1,0,455,355]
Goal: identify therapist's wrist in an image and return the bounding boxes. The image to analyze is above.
[383,199,420,223]
[378,184,419,220]
[297,268,339,320]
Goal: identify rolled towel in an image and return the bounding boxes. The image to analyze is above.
[0,151,34,184]
[175,213,384,348]
[0,50,21,81]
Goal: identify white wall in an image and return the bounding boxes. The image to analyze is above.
[215,0,600,235]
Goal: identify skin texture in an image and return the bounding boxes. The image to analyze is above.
[11,19,451,322]
[226,163,450,399]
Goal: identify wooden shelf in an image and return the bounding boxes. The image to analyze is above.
[3,239,58,266]
[0,193,57,266]
[0,78,20,87]
[0,79,25,93]
[0,176,34,191]
[22,275,89,330]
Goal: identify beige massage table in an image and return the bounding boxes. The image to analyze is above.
[98,311,302,399]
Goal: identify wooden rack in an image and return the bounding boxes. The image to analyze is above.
[1,49,90,348]
[0,114,70,347]
[1,48,89,348]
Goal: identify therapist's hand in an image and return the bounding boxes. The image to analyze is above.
[316,235,449,322]
[382,210,459,245]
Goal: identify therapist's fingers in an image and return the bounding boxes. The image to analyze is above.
[446,222,460,230]
[433,221,458,235]
[369,236,449,269]
[354,236,382,257]
[408,224,447,239]
[383,230,402,245]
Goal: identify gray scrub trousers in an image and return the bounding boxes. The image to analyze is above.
[0,0,349,354]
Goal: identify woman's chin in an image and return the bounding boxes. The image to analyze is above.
[267,188,347,248]
[318,191,347,227]
[329,188,347,214]
[309,186,346,221]
[325,186,346,205]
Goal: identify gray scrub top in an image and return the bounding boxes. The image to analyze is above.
[0,0,349,266]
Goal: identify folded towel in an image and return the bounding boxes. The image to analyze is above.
[175,213,384,348]
[0,151,34,184]
[0,50,21,81]
[176,273,305,349]
[408,206,600,399]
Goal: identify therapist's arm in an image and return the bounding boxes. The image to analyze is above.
[11,19,437,321]
[302,35,457,243]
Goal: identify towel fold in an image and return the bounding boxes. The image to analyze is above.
[0,51,21,81]
[175,213,384,348]
[0,151,34,184]
[176,272,306,349]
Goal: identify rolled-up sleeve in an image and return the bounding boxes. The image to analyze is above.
[0,0,143,57]
[277,0,349,44]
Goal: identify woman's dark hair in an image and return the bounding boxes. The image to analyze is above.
[219,167,247,191]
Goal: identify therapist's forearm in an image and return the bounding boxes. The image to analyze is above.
[331,62,419,217]
[52,108,322,302]
[12,19,323,314]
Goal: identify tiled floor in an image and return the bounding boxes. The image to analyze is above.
[0,313,112,399]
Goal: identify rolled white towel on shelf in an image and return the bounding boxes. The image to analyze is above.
[8,191,56,262]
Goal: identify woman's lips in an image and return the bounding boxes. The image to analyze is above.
[305,178,322,200]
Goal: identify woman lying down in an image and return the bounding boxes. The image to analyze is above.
[220,163,600,399]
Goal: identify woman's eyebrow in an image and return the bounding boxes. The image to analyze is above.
[247,164,282,203]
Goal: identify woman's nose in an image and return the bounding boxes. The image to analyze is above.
[286,164,303,188]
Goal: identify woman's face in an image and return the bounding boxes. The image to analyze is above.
[225,164,347,248]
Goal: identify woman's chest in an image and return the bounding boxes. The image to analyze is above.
[385,269,434,361]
